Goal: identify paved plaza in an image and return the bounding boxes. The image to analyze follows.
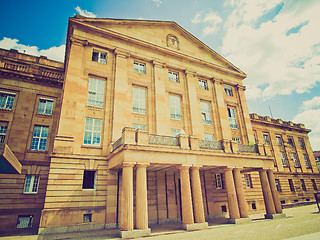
[1,204,320,240]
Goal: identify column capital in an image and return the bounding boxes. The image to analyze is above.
[114,48,130,58]
[70,36,89,46]
[213,77,223,85]
[178,165,191,170]
[258,168,267,173]
[236,84,246,91]
[184,69,197,77]
[135,163,150,169]
[152,59,166,68]
[191,165,203,170]
[122,162,136,168]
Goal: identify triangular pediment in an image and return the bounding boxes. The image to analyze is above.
[73,16,244,75]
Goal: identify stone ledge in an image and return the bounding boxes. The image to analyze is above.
[182,222,208,231]
[265,213,286,219]
[38,224,105,235]
[228,218,252,224]
[119,228,151,238]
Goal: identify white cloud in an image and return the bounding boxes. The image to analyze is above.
[301,96,320,110]
[152,0,162,7]
[192,11,223,36]
[220,0,320,100]
[75,6,97,18]
[0,37,65,62]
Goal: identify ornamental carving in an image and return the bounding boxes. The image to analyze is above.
[166,34,180,50]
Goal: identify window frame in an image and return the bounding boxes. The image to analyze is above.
[232,137,241,144]
[263,133,270,144]
[300,179,307,191]
[132,86,146,115]
[37,98,54,115]
[204,133,214,142]
[227,107,238,129]
[288,179,295,192]
[0,91,16,110]
[134,62,146,74]
[275,179,281,192]
[30,125,49,151]
[82,170,97,190]
[303,154,311,169]
[92,50,107,64]
[287,137,294,147]
[215,173,224,189]
[244,174,253,188]
[0,121,8,143]
[168,71,179,83]
[132,124,146,130]
[169,94,182,120]
[224,85,233,96]
[23,175,40,194]
[87,78,105,108]
[198,79,208,90]
[171,129,180,137]
[311,179,318,191]
[83,118,102,146]
[298,138,305,149]
[292,152,300,168]
[276,135,282,146]
[280,151,287,167]
[200,101,212,125]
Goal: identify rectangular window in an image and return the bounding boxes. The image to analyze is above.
[134,62,146,74]
[83,118,102,146]
[87,78,105,107]
[133,87,146,114]
[224,85,233,96]
[171,129,180,137]
[37,98,53,115]
[292,153,300,167]
[132,124,146,130]
[300,179,307,191]
[169,95,182,120]
[23,175,39,194]
[83,214,92,223]
[288,179,295,191]
[169,71,179,82]
[276,135,282,146]
[82,170,96,190]
[17,215,33,229]
[263,133,270,144]
[288,137,294,147]
[275,179,281,192]
[204,134,214,142]
[215,174,224,189]
[253,131,257,143]
[298,138,305,149]
[227,108,238,129]
[0,91,15,110]
[311,179,318,191]
[199,79,208,90]
[244,174,253,188]
[232,137,241,144]
[92,51,107,64]
[303,154,311,168]
[200,101,212,125]
[30,125,49,151]
[0,121,8,143]
[280,152,287,167]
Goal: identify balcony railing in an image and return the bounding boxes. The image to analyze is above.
[148,134,179,146]
[239,144,258,153]
[4,61,29,72]
[112,137,122,151]
[199,140,223,150]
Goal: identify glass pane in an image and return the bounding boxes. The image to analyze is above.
[85,118,93,131]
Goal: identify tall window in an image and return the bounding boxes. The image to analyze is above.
[275,179,281,192]
[288,137,294,147]
[30,126,49,151]
[227,107,238,129]
[298,138,305,149]
[198,79,208,90]
[276,135,282,146]
[288,179,295,191]
[83,118,102,146]
[311,179,318,191]
[87,78,105,107]
[134,62,146,74]
[303,154,311,168]
[171,129,180,137]
[292,153,300,167]
[204,133,214,142]
[133,87,146,114]
[0,121,8,143]
[23,175,39,194]
[200,101,212,125]
[0,91,15,110]
[244,174,253,188]
[232,137,241,144]
[37,98,53,115]
[224,85,233,96]
[280,152,287,167]
[169,95,182,120]
[82,170,96,189]
[300,179,307,191]
[132,124,146,130]
[169,71,179,82]
[92,51,107,64]
[263,133,270,144]
[215,174,224,189]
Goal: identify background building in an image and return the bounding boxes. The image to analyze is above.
[0,15,319,237]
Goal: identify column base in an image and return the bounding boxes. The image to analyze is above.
[182,222,208,231]
[228,218,252,224]
[119,228,151,238]
[265,213,286,219]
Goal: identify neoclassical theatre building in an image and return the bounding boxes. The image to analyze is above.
[0,15,319,237]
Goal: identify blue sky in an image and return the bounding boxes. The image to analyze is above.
[1,0,320,149]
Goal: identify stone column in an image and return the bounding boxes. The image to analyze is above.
[267,169,283,214]
[233,168,249,218]
[120,163,134,231]
[259,169,276,216]
[224,168,240,220]
[191,167,205,223]
[136,164,149,229]
[179,166,194,225]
